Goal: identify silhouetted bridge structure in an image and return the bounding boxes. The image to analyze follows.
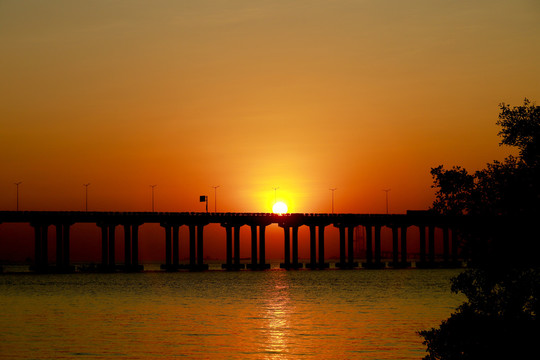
[0,211,472,272]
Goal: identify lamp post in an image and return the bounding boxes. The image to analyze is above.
[14,181,22,211]
[272,187,279,204]
[150,185,157,212]
[211,185,220,212]
[83,183,90,211]
[329,188,337,214]
[383,189,391,214]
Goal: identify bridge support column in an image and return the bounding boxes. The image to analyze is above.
[53,223,72,272]
[390,226,399,267]
[418,225,426,267]
[258,225,269,269]
[307,225,317,268]
[132,224,140,269]
[400,226,409,267]
[280,226,291,269]
[124,224,131,268]
[318,225,329,269]
[100,225,108,268]
[122,224,142,272]
[250,225,257,268]
[221,225,233,270]
[347,226,356,267]
[98,223,116,272]
[292,226,300,268]
[31,223,49,272]
[337,226,346,267]
[336,226,358,269]
[189,225,196,268]
[108,225,116,269]
[173,224,180,269]
[234,225,241,268]
[374,225,383,268]
[428,225,435,265]
[363,225,374,267]
[161,224,172,270]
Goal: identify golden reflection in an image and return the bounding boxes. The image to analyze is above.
[259,271,294,359]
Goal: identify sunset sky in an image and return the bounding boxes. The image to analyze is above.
[2,0,540,215]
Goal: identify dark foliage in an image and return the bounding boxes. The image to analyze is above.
[420,99,540,359]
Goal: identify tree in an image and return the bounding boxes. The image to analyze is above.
[420,99,540,359]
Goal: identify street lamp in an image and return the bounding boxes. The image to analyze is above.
[272,187,279,203]
[329,188,337,214]
[383,189,391,214]
[14,181,22,211]
[150,185,157,212]
[211,185,220,212]
[83,183,90,211]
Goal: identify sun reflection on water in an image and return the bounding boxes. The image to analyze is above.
[259,271,294,358]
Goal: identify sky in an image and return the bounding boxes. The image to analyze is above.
[1,0,540,216]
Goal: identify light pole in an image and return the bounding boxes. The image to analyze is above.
[14,181,22,211]
[150,185,157,212]
[211,185,220,212]
[83,183,90,211]
[383,189,391,214]
[272,187,279,204]
[329,188,337,214]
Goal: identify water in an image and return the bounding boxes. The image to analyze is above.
[0,269,464,359]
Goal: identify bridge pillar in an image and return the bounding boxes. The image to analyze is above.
[124,224,131,268]
[428,225,435,264]
[132,224,139,268]
[374,225,383,267]
[292,226,300,268]
[259,225,269,269]
[98,223,117,271]
[162,224,172,270]
[187,224,208,271]
[250,225,257,268]
[108,225,116,269]
[391,226,399,267]
[56,224,63,268]
[347,226,356,267]
[336,225,358,269]
[280,226,291,269]
[100,225,108,267]
[173,224,180,268]
[62,224,71,270]
[338,226,346,266]
[307,225,317,268]
[221,225,233,269]
[401,226,408,266]
[122,224,142,272]
[363,225,373,267]
[318,225,329,269]
[189,224,196,267]
[418,225,426,265]
[197,224,204,268]
[54,223,73,272]
[234,225,241,268]
[31,223,49,272]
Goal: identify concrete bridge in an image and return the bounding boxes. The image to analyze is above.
[0,210,471,272]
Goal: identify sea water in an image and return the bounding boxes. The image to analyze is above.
[0,268,464,359]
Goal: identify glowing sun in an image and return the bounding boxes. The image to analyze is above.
[272,201,288,214]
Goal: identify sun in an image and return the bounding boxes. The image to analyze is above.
[272,201,288,214]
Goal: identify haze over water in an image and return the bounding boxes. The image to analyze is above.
[0,269,463,359]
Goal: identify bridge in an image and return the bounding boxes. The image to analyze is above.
[0,210,471,272]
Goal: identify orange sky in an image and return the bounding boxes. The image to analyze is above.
[1,0,540,215]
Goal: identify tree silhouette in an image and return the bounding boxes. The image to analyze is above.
[420,99,540,359]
